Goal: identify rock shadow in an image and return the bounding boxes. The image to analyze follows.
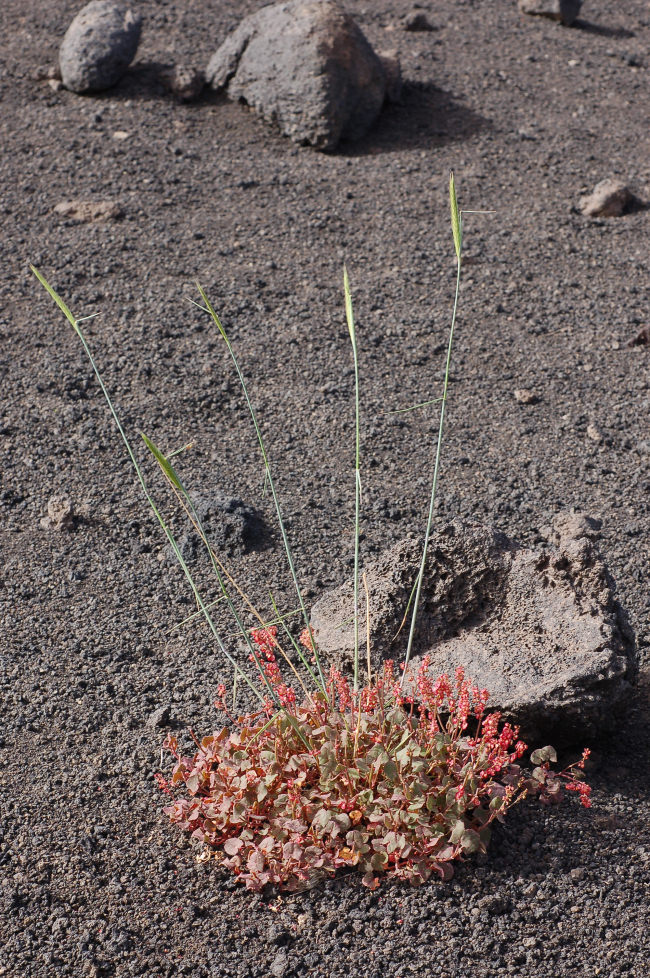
[89,61,208,104]
[84,72,490,152]
[338,82,492,156]
[575,20,636,39]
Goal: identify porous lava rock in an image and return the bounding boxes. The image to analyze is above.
[40,493,75,531]
[59,1,142,94]
[518,0,582,26]
[310,514,636,743]
[176,492,265,562]
[205,0,392,151]
[580,178,635,217]
[159,64,205,102]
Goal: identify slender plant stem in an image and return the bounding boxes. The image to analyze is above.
[343,267,361,690]
[386,396,444,417]
[166,474,313,700]
[30,267,269,706]
[401,174,463,685]
[194,286,328,696]
[33,269,319,749]
[363,571,372,685]
[158,457,314,694]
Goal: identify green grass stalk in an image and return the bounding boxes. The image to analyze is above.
[400,172,464,685]
[33,269,318,748]
[267,591,323,690]
[193,285,329,698]
[141,432,301,702]
[343,266,362,691]
[30,266,270,707]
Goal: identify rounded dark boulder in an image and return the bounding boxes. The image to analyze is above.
[59,1,142,94]
[206,0,390,151]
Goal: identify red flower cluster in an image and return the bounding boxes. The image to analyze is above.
[246,627,297,707]
[564,780,592,808]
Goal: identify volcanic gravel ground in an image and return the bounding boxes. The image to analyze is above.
[1,0,649,975]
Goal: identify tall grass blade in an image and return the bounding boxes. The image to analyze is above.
[166,596,227,634]
[231,666,239,713]
[31,266,76,324]
[31,267,269,707]
[141,432,296,703]
[194,284,328,697]
[400,175,464,685]
[142,433,184,490]
[268,591,321,691]
[226,606,301,639]
[449,170,462,261]
[386,397,443,417]
[343,266,362,690]
[362,571,372,685]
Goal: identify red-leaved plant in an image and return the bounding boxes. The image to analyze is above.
[34,173,592,896]
[156,627,591,891]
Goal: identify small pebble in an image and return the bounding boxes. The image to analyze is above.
[41,493,75,530]
[580,178,635,218]
[53,199,123,223]
[267,923,290,946]
[147,705,171,729]
[514,388,538,404]
[404,10,436,32]
[159,64,205,102]
[270,949,289,977]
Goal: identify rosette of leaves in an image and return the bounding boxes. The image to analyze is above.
[158,658,588,892]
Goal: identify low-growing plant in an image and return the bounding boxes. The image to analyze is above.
[158,628,590,891]
[33,173,591,893]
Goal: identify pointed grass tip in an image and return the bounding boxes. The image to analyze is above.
[449,171,462,262]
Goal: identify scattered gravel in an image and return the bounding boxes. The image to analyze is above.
[1,0,649,975]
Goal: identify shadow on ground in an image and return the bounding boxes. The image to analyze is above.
[576,19,636,39]
[340,82,492,156]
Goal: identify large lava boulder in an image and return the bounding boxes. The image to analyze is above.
[206,0,391,150]
[59,1,142,94]
[310,514,636,744]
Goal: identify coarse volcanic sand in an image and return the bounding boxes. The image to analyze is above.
[1,1,649,976]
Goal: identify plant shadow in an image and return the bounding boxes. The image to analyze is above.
[338,82,492,157]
